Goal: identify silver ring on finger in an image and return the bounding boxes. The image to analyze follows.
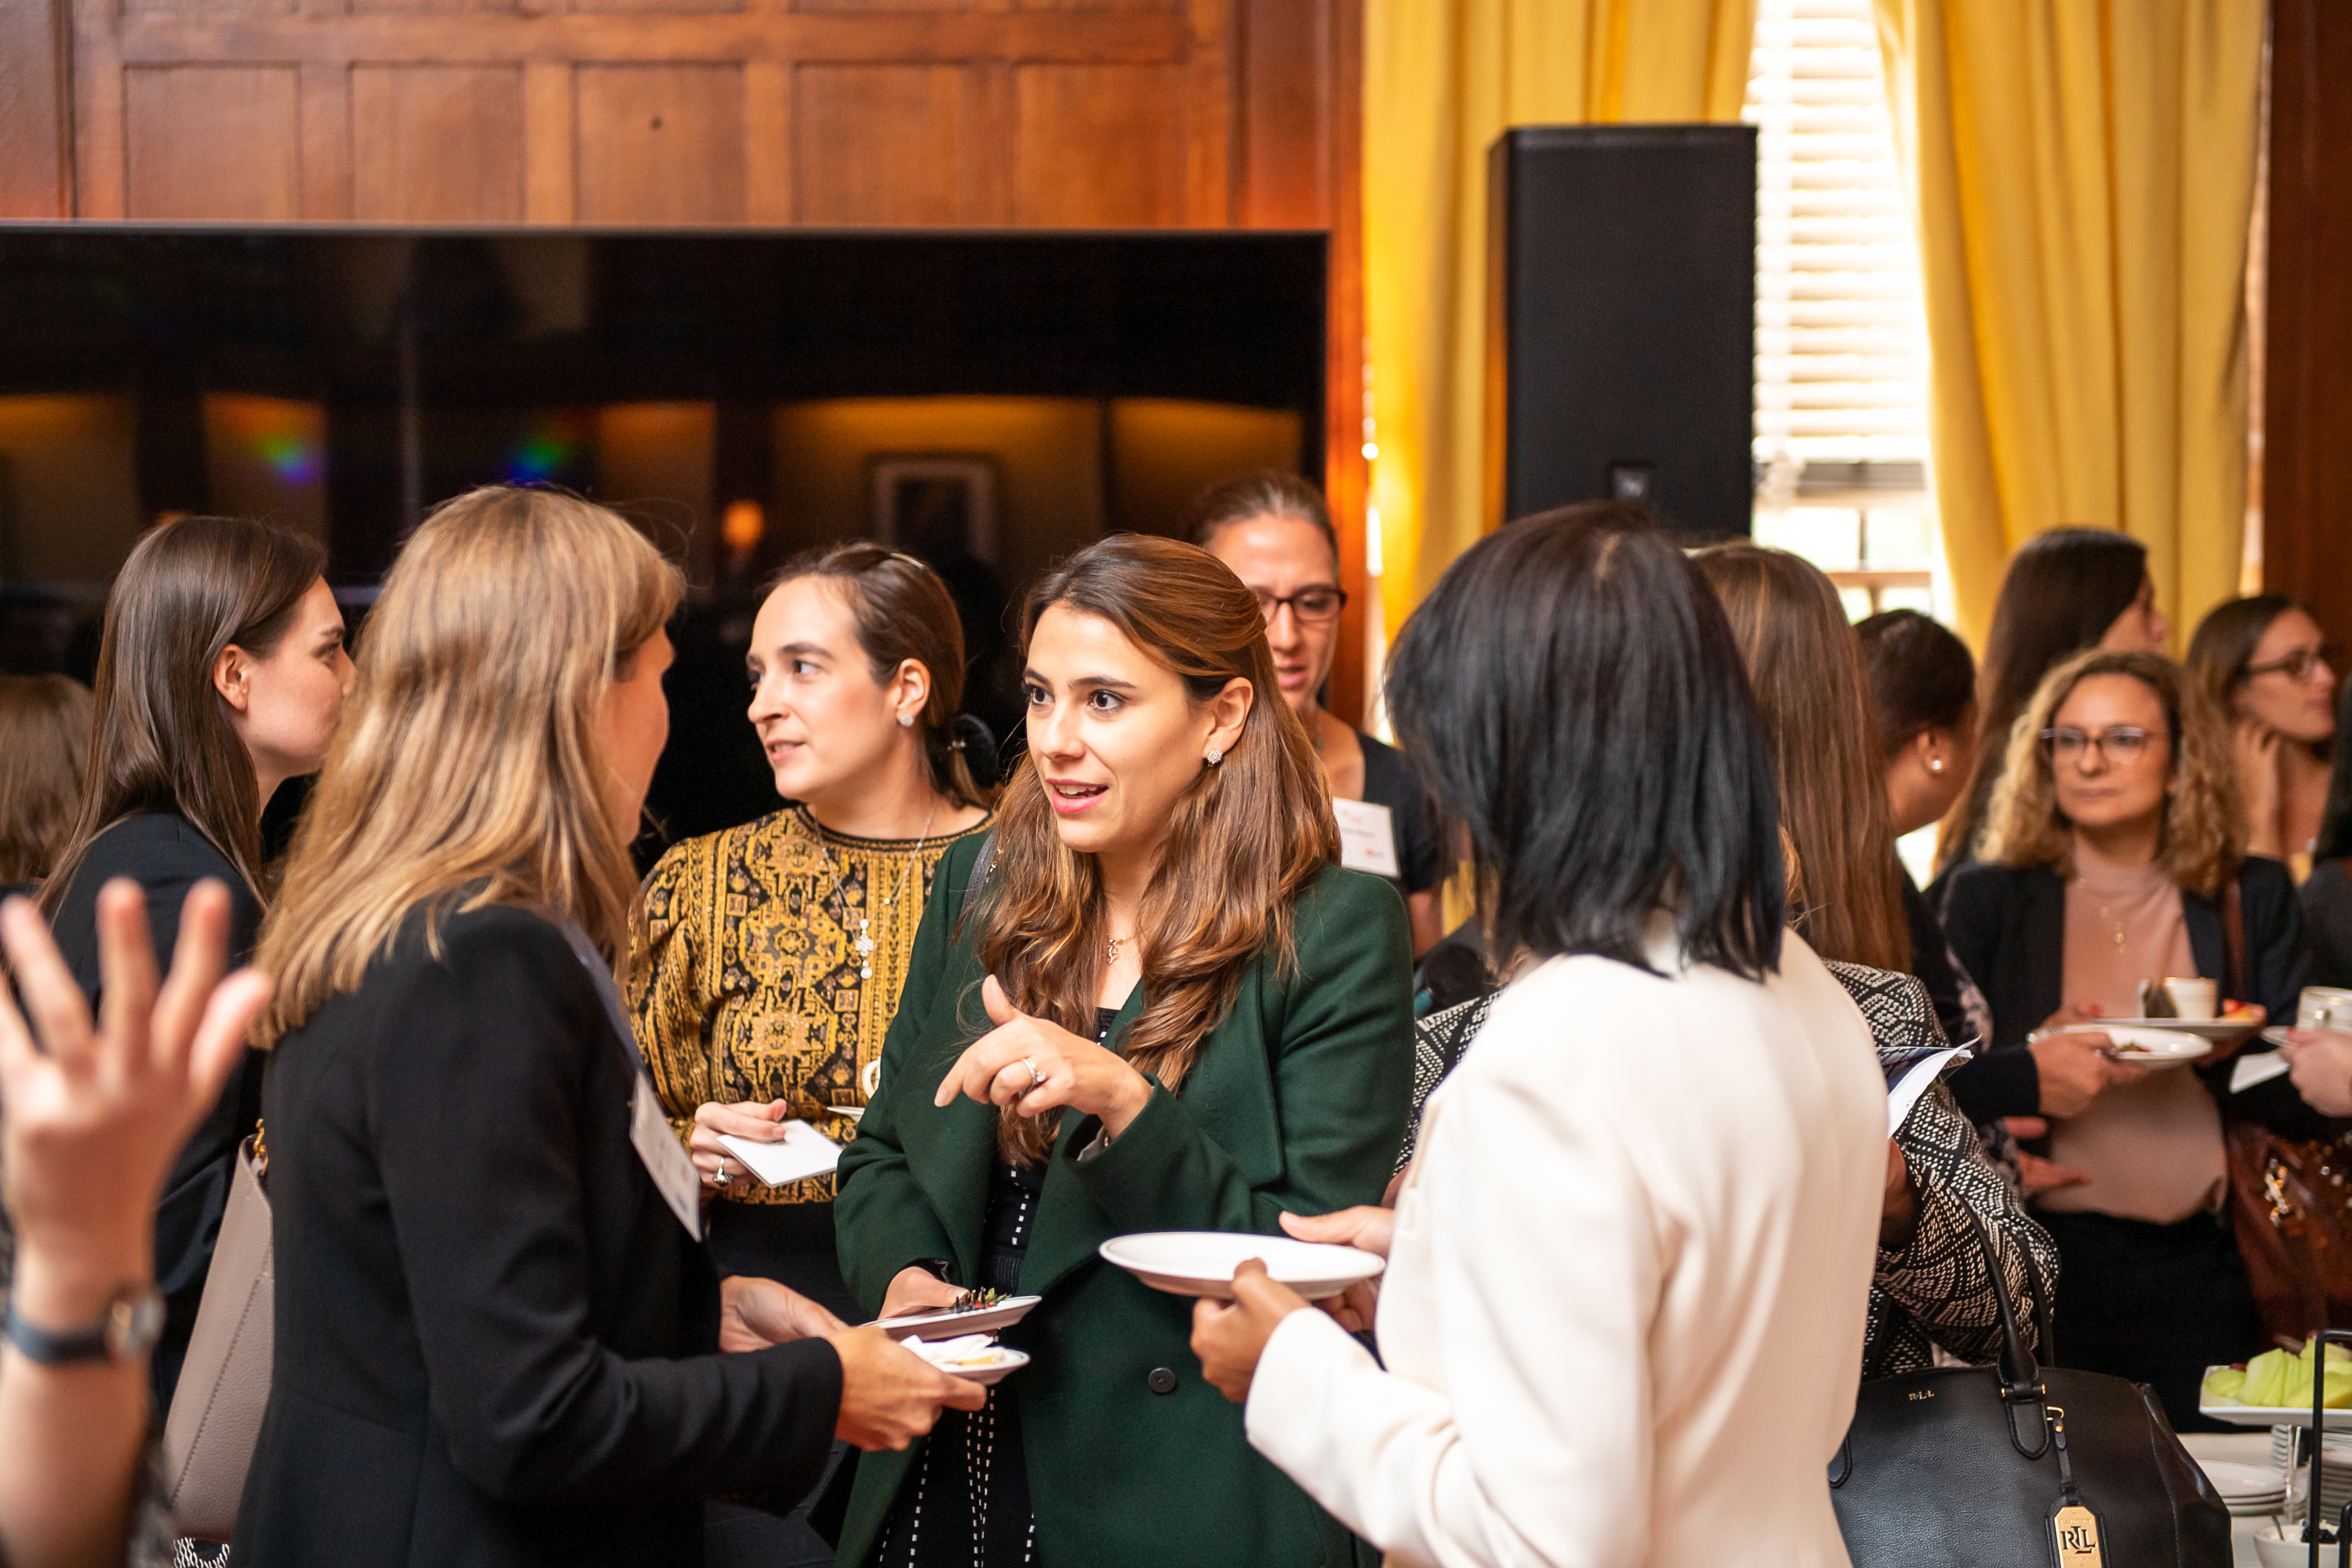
[712,1155,729,1186]
[1022,1057,1044,1088]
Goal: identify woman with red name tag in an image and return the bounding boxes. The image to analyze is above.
[234,488,980,1568]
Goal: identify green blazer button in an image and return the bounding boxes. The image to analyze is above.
[1146,1366,1178,1395]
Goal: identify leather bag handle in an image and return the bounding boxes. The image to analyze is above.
[1963,1207,2052,1460]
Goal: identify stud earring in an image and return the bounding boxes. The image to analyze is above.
[897,712,914,728]
[1928,758,1944,774]
[1206,749,1223,766]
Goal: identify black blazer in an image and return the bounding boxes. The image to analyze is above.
[236,903,841,1568]
[1941,855,2334,1138]
[49,812,266,1416]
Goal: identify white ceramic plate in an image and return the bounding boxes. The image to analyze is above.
[2199,1457,2290,1501]
[2072,1015,2264,1041]
[2262,1026,2294,1048]
[828,1104,866,1124]
[872,1295,1042,1342]
[1098,1231,1384,1300]
[2094,1028,2221,1068]
[2200,1378,2352,1431]
[907,1335,1029,1387]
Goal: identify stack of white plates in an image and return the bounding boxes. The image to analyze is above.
[2205,1457,2289,1518]
[2310,1433,2352,1527]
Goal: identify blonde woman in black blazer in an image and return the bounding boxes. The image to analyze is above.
[234,488,980,1568]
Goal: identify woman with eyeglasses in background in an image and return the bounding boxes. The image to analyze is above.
[1941,649,2336,1428]
[2188,595,2337,880]
[1193,474,1444,957]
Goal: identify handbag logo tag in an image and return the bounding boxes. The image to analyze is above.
[2050,1504,2103,1568]
[1907,1389,1935,1401]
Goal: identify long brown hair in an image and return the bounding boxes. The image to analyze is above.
[1694,543,1909,971]
[769,544,991,810]
[0,675,95,885]
[973,534,1337,1164]
[1940,527,2148,872]
[1980,648,2244,896]
[42,516,326,913]
[255,487,681,1045]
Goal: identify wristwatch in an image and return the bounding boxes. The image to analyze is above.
[2,1284,167,1366]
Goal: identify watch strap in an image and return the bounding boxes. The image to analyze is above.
[2,1286,164,1365]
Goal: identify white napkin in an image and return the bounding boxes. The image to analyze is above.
[718,1121,842,1187]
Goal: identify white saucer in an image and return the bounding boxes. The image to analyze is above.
[2200,1456,2289,1501]
[872,1294,1041,1341]
[2070,1015,2263,1041]
[828,1104,866,1124]
[1098,1231,1384,1300]
[907,1335,1029,1386]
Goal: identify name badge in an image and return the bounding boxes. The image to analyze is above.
[1333,798,1401,878]
[631,1072,704,1239]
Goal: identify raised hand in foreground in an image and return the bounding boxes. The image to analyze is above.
[0,880,271,1568]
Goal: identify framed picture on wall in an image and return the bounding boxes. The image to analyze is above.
[870,455,999,564]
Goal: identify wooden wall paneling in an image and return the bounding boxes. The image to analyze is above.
[68,0,127,218]
[124,65,303,218]
[2264,0,2352,651]
[0,0,72,217]
[1180,0,1233,224]
[353,64,526,220]
[794,64,969,224]
[1235,0,1324,227]
[1320,0,1366,724]
[743,59,791,222]
[523,60,576,221]
[966,59,1015,224]
[575,64,747,223]
[1013,63,1186,224]
[299,59,353,217]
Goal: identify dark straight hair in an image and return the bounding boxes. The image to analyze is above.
[42,516,325,912]
[1385,502,1785,978]
[1939,527,2148,872]
[769,543,992,812]
[1856,608,1977,757]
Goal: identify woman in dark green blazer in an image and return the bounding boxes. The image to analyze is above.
[831,535,1415,1568]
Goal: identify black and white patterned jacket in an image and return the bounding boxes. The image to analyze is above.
[1400,962,2057,1380]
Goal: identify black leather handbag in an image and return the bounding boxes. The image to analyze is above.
[1829,1214,2231,1567]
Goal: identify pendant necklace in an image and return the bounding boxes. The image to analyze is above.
[807,802,936,981]
[2092,894,2127,950]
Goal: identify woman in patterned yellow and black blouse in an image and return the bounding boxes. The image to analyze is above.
[631,545,993,1317]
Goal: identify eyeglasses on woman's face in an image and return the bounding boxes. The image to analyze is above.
[2245,645,2340,684]
[1253,587,1347,625]
[2038,725,2157,766]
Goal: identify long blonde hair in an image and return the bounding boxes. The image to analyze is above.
[1692,543,1909,971]
[255,487,681,1045]
[1979,648,2244,896]
[973,535,1338,1165]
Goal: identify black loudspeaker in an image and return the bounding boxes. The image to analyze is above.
[1486,125,1757,541]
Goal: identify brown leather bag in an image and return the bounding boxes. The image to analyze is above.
[2218,874,2352,1345]
[160,1129,274,1542]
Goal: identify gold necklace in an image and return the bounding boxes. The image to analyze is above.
[1105,933,1126,966]
[2092,894,2128,950]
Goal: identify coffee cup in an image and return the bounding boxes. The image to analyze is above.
[2162,977,2217,1020]
[2298,986,2352,1033]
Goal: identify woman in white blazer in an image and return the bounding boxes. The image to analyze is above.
[1193,502,1889,1567]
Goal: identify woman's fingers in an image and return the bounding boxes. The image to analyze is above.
[1,894,99,1068]
[694,1099,793,1141]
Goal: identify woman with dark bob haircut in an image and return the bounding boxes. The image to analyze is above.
[1191,503,1887,1566]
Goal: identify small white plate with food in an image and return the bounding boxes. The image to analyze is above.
[907,1334,1028,1386]
[873,1292,1042,1342]
[1098,1231,1383,1301]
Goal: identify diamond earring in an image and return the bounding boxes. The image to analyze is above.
[1206,749,1223,766]
[897,712,914,728]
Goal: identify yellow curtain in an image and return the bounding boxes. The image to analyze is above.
[1362,0,1754,631]
[1872,0,2265,648]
